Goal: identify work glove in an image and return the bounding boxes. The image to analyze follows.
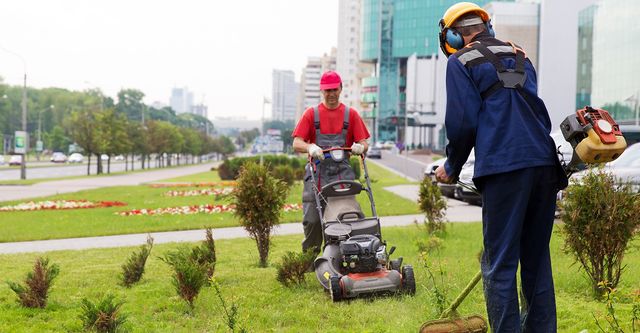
[307,143,324,160]
[351,142,365,155]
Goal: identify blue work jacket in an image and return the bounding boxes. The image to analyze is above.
[443,33,557,181]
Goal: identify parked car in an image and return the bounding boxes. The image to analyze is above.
[101,154,109,161]
[367,146,382,159]
[9,155,22,166]
[620,125,640,146]
[114,155,125,161]
[0,155,4,165]
[381,141,395,150]
[571,142,640,192]
[50,152,67,163]
[68,153,84,163]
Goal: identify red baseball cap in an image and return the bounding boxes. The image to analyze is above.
[320,71,342,90]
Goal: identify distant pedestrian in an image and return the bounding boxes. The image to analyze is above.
[434,2,568,332]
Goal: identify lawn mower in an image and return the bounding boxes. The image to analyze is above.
[308,147,416,302]
[420,106,627,332]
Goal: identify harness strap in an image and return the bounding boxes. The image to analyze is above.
[471,41,527,100]
[342,106,350,139]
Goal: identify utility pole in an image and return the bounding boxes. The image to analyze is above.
[21,71,28,179]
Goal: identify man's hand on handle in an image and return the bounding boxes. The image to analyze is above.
[307,144,325,160]
[435,165,455,184]
[350,142,365,155]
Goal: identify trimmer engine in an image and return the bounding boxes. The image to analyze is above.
[560,106,627,169]
[339,234,386,274]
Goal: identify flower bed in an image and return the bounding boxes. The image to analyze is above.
[149,181,237,188]
[116,203,302,216]
[0,200,127,212]
[164,188,234,197]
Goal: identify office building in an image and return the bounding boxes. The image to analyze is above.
[577,0,640,124]
[297,49,337,119]
[337,0,374,111]
[271,70,298,122]
[170,87,194,115]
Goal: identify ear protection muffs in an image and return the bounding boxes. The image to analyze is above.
[439,18,495,57]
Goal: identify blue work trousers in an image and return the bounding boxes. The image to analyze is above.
[478,166,558,333]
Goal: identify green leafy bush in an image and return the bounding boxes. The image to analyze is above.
[233,162,290,267]
[349,157,361,180]
[160,247,208,308]
[416,236,444,254]
[191,228,217,280]
[275,249,317,287]
[79,294,128,333]
[7,257,60,308]
[560,168,640,296]
[271,165,296,186]
[120,235,154,287]
[218,155,306,180]
[417,176,447,234]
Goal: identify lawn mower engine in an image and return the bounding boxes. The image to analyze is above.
[339,234,386,274]
[560,106,627,170]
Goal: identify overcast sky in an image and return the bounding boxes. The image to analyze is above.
[0,0,338,120]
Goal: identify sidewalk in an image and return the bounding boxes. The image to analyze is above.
[0,184,482,254]
[0,162,218,203]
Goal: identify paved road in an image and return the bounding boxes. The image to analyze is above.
[0,162,218,203]
[370,150,434,181]
[0,158,205,181]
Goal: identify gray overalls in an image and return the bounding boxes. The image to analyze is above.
[301,105,356,253]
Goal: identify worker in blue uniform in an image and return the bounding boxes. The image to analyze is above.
[434,2,568,332]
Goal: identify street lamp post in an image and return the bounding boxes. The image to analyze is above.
[260,97,271,165]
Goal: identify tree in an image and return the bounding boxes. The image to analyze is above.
[233,162,289,267]
[116,89,145,122]
[68,109,97,175]
[45,125,70,152]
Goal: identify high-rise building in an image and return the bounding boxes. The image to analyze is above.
[337,0,374,110]
[577,0,640,124]
[271,70,299,122]
[191,104,208,118]
[485,1,540,68]
[170,87,194,115]
[360,0,513,144]
[538,0,597,128]
[297,49,337,119]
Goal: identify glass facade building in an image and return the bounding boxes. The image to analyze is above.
[360,0,513,142]
[578,0,640,123]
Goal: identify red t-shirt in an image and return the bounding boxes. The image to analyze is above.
[291,103,370,146]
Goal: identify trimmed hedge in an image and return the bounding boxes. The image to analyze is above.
[218,155,362,182]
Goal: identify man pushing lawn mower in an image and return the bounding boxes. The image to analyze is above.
[291,71,415,301]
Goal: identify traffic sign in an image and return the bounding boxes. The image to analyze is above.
[14,131,27,154]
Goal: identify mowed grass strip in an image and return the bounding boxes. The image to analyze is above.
[0,224,638,332]
[0,162,419,242]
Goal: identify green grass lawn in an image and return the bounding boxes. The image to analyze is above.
[0,223,638,332]
[0,163,419,242]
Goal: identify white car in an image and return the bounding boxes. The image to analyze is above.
[68,153,84,163]
[0,155,4,165]
[114,155,124,161]
[50,152,67,163]
[9,155,22,166]
[101,154,109,161]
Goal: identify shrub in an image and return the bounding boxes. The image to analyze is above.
[233,162,290,267]
[416,236,444,254]
[7,257,60,308]
[160,247,208,308]
[271,164,296,186]
[218,156,306,180]
[417,176,447,234]
[120,235,154,287]
[191,228,217,280]
[275,249,317,287]
[79,294,128,333]
[560,168,640,296]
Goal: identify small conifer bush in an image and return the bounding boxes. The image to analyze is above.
[417,176,448,234]
[7,257,60,308]
[191,228,217,280]
[275,249,317,287]
[79,294,128,333]
[160,247,208,308]
[120,235,154,287]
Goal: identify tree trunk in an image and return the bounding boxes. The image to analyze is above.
[125,155,128,172]
[87,154,91,176]
[107,157,111,174]
[257,232,270,268]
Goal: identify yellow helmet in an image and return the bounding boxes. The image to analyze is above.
[439,2,493,57]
